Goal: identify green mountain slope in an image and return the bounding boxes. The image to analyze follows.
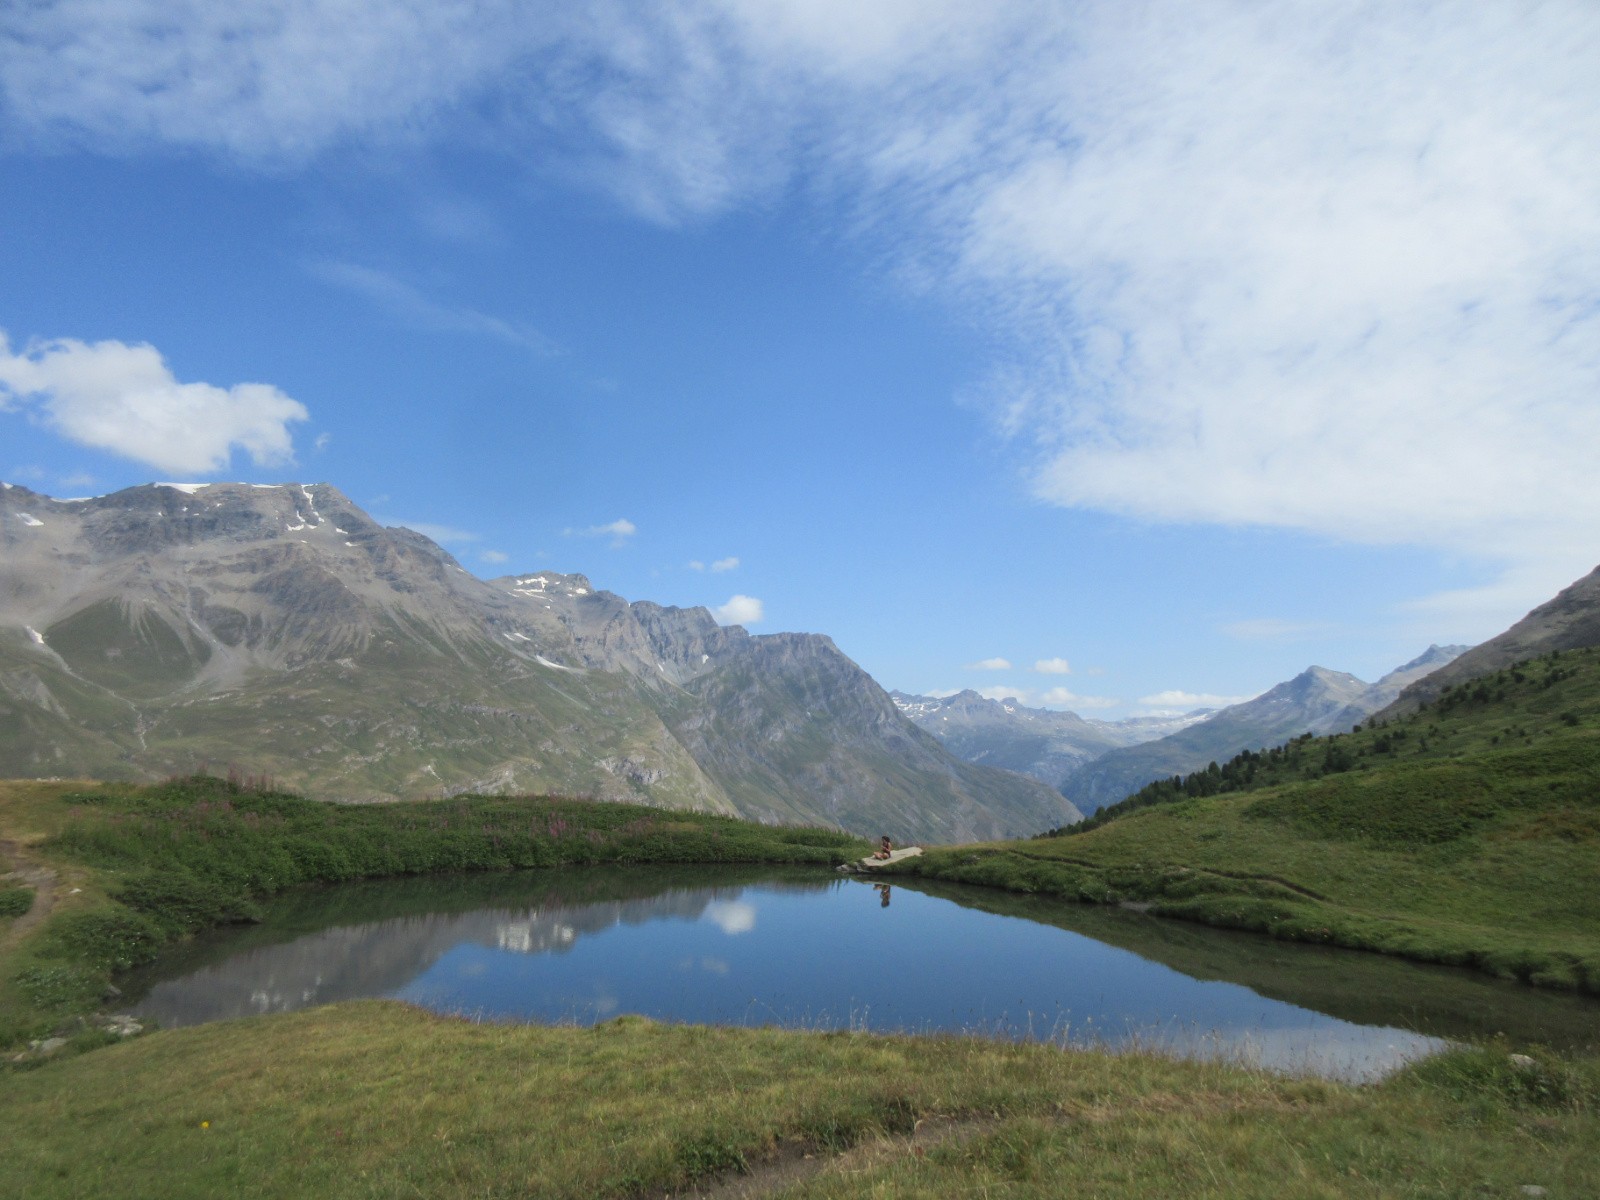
[1377,563,1600,716]
[895,645,1600,992]
[0,481,1076,840]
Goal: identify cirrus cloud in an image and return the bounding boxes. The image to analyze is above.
[6,2,1597,633]
[966,657,1011,671]
[1137,690,1257,711]
[564,518,637,548]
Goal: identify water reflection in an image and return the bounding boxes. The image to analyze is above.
[125,866,1599,1082]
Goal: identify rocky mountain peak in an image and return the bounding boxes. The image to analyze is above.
[2,479,1076,841]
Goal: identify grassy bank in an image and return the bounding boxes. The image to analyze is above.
[0,775,866,1045]
[894,649,1600,992]
[1,1000,1595,1199]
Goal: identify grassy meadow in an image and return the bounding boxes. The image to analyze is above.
[1,1000,1596,1199]
[4,654,1600,1198]
[894,647,1600,992]
[0,774,866,1046]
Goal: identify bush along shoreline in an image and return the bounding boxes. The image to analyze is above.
[1,774,868,1047]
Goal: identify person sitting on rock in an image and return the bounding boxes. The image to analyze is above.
[873,835,893,860]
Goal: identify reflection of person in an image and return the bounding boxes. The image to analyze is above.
[873,835,893,860]
[874,883,891,908]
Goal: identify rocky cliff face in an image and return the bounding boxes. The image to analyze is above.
[1058,647,1470,814]
[1374,566,1600,718]
[0,481,1078,841]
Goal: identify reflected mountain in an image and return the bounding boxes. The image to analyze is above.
[128,867,834,1027]
[122,865,1598,1080]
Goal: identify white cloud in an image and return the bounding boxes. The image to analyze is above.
[966,657,1011,671]
[712,594,763,626]
[313,432,332,451]
[975,684,1119,711]
[1220,619,1335,643]
[710,556,739,572]
[703,900,755,935]
[1033,657,1071,675]
[310,262,557,354]
[480,549,510,563]
[687,560,705,571]
[565,518,637,548]
[1038,687,1118,710]
[975,687,1026,704]
[0,1,549,162]
[1137,690,1256,711]
[9,4,1599,629]
[0,332,308,473]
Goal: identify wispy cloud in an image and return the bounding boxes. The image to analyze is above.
[1033,657,1071,675]
[565,518,636,549]
[1137,690,1256,711]
[1220,619,1335,643]
[688,555,740,572]
[0,331,307,473]
[966,657,1011,671]
[480,549,510,563]
[310,262,558,354]
[9,3,1598,633]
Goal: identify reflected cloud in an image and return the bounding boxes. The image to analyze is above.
[704,900,756,935]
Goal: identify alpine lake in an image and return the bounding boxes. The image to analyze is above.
[123,865,1600,1082]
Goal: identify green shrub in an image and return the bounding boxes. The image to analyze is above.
[39,909,165,973]
[0,886,35,919]
[1404,1044,1598,1110]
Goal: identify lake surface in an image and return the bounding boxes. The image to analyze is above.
[126,866,1600,1081]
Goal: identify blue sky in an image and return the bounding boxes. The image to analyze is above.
[2,1,1597,717]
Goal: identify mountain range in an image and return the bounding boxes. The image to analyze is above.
[898,645,1468,814]
[1057,646,1468,812]
[0,481,1079,842]
[889,690,1211,786]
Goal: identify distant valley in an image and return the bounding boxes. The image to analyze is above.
[897,645,1468,814]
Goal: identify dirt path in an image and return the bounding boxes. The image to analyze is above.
[653,1113,1000,1200]
[0,837,58,949]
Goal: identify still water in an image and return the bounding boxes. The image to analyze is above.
[126,866,1599,1081]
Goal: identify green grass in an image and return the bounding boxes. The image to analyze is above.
[1072,645,1600,834]
[1,1001,1596,1199]
[896,648,1600,993]
[0,884,33,918]
[0,774,867,1045]
[2,770,1598,1197]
